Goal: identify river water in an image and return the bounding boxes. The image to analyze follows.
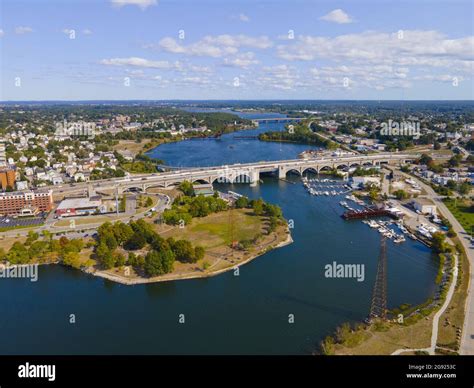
[0,110,438,354]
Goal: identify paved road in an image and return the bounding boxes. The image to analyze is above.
[397,169,474,355]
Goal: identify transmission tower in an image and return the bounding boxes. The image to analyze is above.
[369,236,387,321]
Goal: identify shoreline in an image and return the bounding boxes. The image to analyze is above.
[86,230,293,286]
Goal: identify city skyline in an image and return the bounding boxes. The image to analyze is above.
[1,0,473,101]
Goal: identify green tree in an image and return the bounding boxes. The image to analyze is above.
[144,250,164,276]
[393,189,409,200]
[252,198,265,216]
[235,196,249,209]
[124,232,146,250]
[119,194,127,212]
[194,246,205,261]
[448,154,463,167]
[173,239,196,263]
[418,154,433,166]
[458,182,471,196]
[431,232,447,253]
[7,242,30,264]
[145,197,153,207]
[63,252,82,269]
[178,181,195,196]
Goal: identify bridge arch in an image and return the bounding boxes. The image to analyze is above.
[302,167,318,175]
[232,174,252,184]
[193,178,210,185]
[144,182,167,191]
[319,165,333,173]
[212,175,232,184]
[122,186,144,193]
[285,168,301,177]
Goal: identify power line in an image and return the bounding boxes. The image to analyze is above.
[369,236,388,321]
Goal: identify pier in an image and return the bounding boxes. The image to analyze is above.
[342,207,398,220]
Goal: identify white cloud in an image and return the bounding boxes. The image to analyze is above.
[320,9,353,24]
[15,26,33,34]
[309,64,412,90]
[0,29,4,38]
[100,57,179,69]
[83,29,93,35]
[232,13,250,22]
[186,64,213,74]
[257,65,302,90]
[154,34,273,57]
[110,0,157,9]
[412,74,463,83]
[222,52,259,68]
[277,30,474,75]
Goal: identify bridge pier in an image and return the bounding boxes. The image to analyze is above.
[249,169,259,187]
[278,166,286,180]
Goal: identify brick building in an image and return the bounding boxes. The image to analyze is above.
[0,167,16,190]
[0,190,53,216]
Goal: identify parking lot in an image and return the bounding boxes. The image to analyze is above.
[0,216,45,229]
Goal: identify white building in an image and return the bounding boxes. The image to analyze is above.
[351,176,381,189]
[412,198,437,215]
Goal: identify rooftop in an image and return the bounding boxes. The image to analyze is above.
[56,197,102,210]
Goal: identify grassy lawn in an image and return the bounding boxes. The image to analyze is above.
[158,209,263,249]
[333,316,434,355]
[136,195,159,210]
[443,199,474,234]
[0,236,27,251]
[54,216,115,227]
[0,223,44,232]
[112,139,152,156]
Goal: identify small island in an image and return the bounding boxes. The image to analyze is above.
[92,187,292,284]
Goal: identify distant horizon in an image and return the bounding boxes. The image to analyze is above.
[1,99,474,103]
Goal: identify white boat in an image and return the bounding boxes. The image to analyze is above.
[394,236,406,243]
[368,220,379,228]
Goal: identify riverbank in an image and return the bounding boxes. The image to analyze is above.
[326,169,469,355]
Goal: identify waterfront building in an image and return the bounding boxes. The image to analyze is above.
[412,198,437,215]
[193,183,215,197]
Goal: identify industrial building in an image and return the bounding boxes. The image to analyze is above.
[55,196,106,217]
[412,198,437,215]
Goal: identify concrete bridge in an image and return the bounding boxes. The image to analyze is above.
[252,117,305,125]
[71,153,417,195]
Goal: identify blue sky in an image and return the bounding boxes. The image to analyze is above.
[1,0,473,100]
